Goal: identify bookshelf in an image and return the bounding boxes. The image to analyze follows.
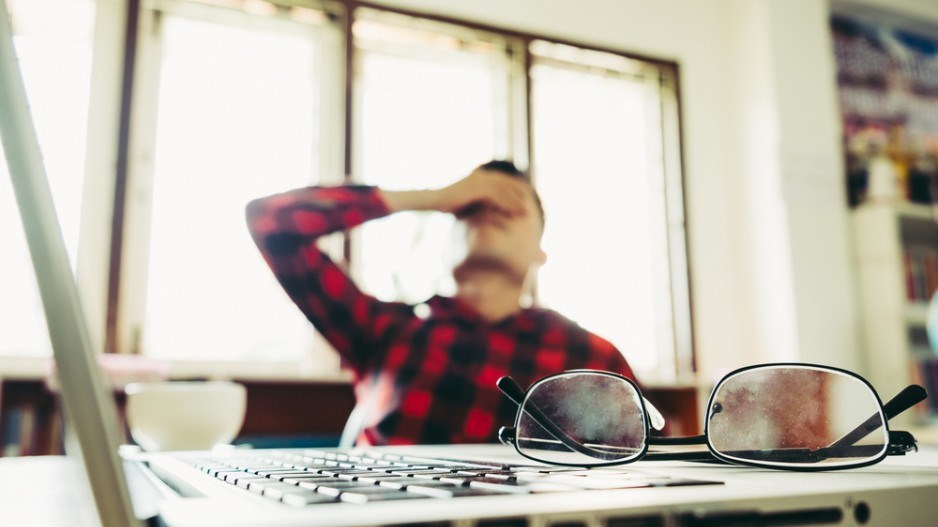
[853,202,938,428]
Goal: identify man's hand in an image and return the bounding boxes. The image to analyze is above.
[380,168,531,217]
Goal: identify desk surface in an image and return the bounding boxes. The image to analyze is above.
[0,456,100,526]
[6,446,938,527]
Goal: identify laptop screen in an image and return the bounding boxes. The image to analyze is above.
[0,2,139,525]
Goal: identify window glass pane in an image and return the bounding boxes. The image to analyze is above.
[0,0,95,356]
[354,16,507,302]
[531,57,664,376]
[142,11,323,361]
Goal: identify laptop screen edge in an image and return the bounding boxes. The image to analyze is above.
[0,3,141,526]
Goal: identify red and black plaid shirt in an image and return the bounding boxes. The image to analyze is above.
[246,185,637,445]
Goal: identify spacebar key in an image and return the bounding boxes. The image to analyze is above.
[468,481,531,494]
[281,490,339,506]
[407,484,517,498]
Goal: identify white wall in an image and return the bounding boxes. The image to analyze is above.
[736,0,859,374]
[367,0,938,383]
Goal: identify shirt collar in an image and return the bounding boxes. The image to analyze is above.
[425,295,540,331]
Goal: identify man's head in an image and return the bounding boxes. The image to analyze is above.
[451,160,547,286]
[474,160,545,230]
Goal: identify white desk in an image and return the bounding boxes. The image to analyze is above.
[0,456,101,526]
[6,446,938,526]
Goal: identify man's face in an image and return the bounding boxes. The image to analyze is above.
[452,176,546,284]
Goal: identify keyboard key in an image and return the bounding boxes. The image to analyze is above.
[281,490,338,506]
[235,476,270,490]
[476,470,517,478]
[509,466,556,472]
[256,469,310,477]
[511,472,550,481]
[339,487,427,504]
[355,473,405,484]
[468,481,531,494]
[321,469,379,478]
[248,480,297,495]
[210,468,242,478]
[390,469,456,477]
[378,478,454,490]
[438,475,500,486]
[296,480,324,491]
[315,481,384,497]
[261,483,307,500]
[280,475,338,484]
[220,472,243,483]
[224,473,264,485]
[406,485,508,499]
[411,472,456,481]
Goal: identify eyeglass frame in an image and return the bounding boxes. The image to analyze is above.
[497,362,925,471]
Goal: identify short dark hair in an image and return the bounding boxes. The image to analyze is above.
[477,160,545,228]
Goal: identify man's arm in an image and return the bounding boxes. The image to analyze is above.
[245,185,406,372]
[379,167,532,217]
[245,170,530,370]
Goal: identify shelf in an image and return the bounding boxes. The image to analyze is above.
[894,202,938,222]
[853,202,937,430]
[856,201,936,221]
[907,303,931,327]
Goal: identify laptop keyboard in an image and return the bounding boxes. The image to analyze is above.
[177,449,721,507]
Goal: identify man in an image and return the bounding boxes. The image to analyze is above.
[246,161,637,445]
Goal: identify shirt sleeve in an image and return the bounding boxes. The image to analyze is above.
[245,185,411,373]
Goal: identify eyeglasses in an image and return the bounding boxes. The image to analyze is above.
[496,363,927,471]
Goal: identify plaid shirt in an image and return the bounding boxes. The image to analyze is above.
[246,185,637,445]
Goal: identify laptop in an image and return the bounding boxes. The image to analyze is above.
[4,2,938,525]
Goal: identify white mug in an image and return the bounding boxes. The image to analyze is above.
[124,381,247,451]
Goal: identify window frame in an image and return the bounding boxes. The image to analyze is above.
[116,0,346,362]
[93,0,693,381]
[525,43,692,381]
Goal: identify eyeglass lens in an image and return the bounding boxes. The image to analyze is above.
[707,366,889,468]
[516,372,646,465]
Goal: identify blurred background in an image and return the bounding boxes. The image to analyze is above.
[1,0,936,453]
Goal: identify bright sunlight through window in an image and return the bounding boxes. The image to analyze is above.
[141,10,325,361]
[354,15,508,304]
[0,0,94,356]
[531,46,667,376]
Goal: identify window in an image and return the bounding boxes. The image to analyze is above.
[530,42,689,378]
[126,1,342,362]
[4,0,691,381]
[347,23,689,380]
[352,10,518,303]
[0,0,96,356]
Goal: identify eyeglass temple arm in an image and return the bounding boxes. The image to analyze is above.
[882,384,927,420]
[496,375,526,407]
[496,376,626,459]
[829,384,927,449]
